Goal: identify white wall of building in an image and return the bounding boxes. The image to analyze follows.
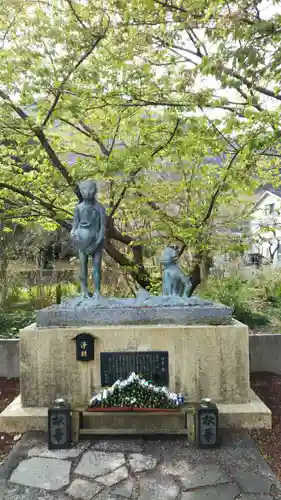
[249,191,281,266]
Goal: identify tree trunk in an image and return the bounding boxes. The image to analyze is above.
[189,253,213,296]
[0,218,8,307]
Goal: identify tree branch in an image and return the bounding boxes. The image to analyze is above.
[60,118,92,137]
[0,90,81,199]
[236,87,264,113]
[79,121,110,156]
[70,150,97,158]
[0,4,23,49]
[188,27,207,57]
[0,182,71,229]
[0,90,29,121]
[108,117,122,156]
[41,33,107,128]
[65,0,88,29]
[199,149,241,226]
[198,105,239,151]
[109,119,181,218]
[153,0,189,13]
[151,118,180,157]
[109,166,143,218]
[107,220,144,265]
[3,212,47,221]
[152,36,200,58]
[154,36,281,104]
[218,66,281,102]
[104,239,150,289]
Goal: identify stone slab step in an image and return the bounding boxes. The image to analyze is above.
[0,390,271,434]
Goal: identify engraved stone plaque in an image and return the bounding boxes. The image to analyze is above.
[48,409,71,450]
[100,351,169,386]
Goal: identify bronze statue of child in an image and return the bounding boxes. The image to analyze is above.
[161,246,192,297]
[70,179,106,299]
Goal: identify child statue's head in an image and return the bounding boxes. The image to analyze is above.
[79,179,97,201]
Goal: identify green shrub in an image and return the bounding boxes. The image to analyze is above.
[199,274,270,329]
[147,272,162,296]
[232,305,269,329]
[6,282,78,309]
[0,282,78,338]
[0,309,36,338]
[262,277,281,305]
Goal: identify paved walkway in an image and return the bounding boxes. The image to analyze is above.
[0,431,280,499]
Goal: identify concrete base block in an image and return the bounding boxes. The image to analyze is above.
[20,321,250,407]
[0,339,19,379]
[0,395,47,433]
[217,389,272,429]
[0,391,271,435]
[250,333,281,375]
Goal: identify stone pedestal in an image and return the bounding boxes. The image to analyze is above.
[0,316,271,433]
[20,321,249,408]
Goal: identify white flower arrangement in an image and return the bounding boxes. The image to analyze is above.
[89,372,185,409]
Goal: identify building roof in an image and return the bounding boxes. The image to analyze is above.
[256,185,281,200]
[252,187,281,214]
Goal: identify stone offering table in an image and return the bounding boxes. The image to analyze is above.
[0,294,271,434]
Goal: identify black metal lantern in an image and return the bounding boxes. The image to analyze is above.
[48,398,71,450]
[195,398,220,448]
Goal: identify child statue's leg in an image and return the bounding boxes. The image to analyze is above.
[182,277,192,297]
[92,247,102,298]
[162,269,170,296]
[79,250,91,298]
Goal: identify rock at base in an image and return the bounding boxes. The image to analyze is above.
[9,457,71,491]
[74,450,125,479]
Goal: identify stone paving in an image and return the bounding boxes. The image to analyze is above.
[0,431,281,500]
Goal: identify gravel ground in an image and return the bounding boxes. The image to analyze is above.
[0,378,19,460]
[250,371,281,481]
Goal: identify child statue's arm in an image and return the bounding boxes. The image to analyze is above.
[70,206,80,238]
[95,204,106,247]
[88,204,106,254]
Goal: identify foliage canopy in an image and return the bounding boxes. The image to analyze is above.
[1,0,280,290]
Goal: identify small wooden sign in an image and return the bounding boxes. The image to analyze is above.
[75,333,95,361]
